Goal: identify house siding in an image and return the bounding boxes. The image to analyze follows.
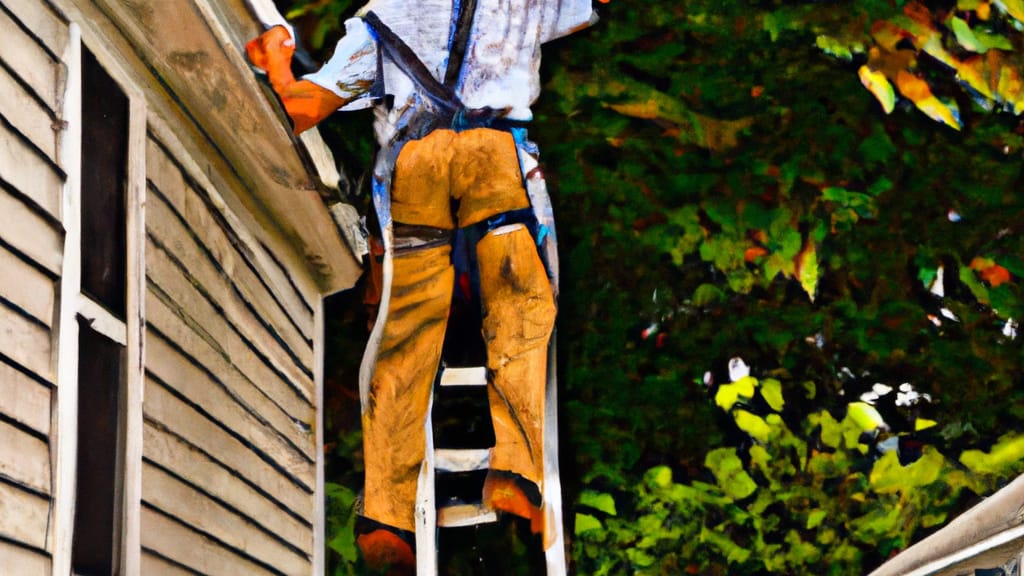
[141,133,316,574]
[1,0,336,573]
[0,0,66,571]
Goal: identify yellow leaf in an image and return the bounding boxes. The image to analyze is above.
[734,410,771,442]
[960,433,1024,475]
[761,378,785,412]
[895,70,962,130]
[996,64,1024,114]
[607,99,660,120]
[915,417,938,431]
[994,0,1024,23]
[715,376,757,410]
[858,65,896,113]
[848,402,886,432]
[796,241,818,302]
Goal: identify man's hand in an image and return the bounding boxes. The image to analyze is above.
[245,25,296,92]
[245,25,347,135]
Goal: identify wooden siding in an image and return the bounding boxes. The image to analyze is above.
[0,539,51,576]
[0,479,50,551]
[0,0,66,563]
[143,131,316,573]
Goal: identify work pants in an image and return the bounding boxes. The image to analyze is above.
[362,127,556,533]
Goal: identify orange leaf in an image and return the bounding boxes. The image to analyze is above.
[745,246,768,263]
[971,256,1012,286]
[983,264,1012,286]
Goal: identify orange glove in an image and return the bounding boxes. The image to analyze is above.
[245,26,347,135]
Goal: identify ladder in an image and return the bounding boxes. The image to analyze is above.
[414,359,567,575]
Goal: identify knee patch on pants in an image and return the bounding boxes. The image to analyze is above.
[477,224,556,353]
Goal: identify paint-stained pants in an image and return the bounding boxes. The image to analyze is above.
[362,128,556,533]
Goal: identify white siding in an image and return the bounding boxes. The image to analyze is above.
[0,0,66,564]
[142,133,316,573]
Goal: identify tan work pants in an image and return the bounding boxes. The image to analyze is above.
[362,128,556,533]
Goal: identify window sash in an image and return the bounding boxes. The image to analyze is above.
[54,23,145,576]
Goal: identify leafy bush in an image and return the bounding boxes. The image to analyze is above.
[574,373,1024,575]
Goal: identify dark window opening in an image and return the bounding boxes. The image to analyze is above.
[80,47,128,320]
[71,319,125,576]
[72,46,129,576]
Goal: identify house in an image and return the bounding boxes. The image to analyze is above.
[0,0,364,573]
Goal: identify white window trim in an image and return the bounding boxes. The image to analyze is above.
[313,297,326,576]
[53,23,145,576]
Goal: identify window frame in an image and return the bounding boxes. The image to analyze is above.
[53,23,146,576]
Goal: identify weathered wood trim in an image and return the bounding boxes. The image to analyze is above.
[142,420,312,552]
[143,376,313,520]
[50,22,80,576]
[75,294,126,345]
[145,134,315,339]
[0,187,63,277]
[0,4,61,112]
[146,332,314,488]
[92,0,360,293]
[0,480,50,552]
[51,22,148,575]
[0,361,51,437]
[145,242,314,411]
[145,187,313,378]
[0,537,51,576]
[0,245,56,329]
[312,296,325,576]
[119,92,147,576]
[140,506,279,576]
[142,463,311,575]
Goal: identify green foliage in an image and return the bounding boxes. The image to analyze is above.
[573,377,1024,575]
[325,482,360,575]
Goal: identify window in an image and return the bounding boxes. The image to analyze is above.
[80,47,129,319]
[55,26,145,576]
[70,47,130,576]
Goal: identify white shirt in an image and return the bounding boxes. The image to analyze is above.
[304,0,594,144]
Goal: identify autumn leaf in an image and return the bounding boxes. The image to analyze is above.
[745,246,768,263]
[858,65,896,114]
[971,256,1013,286]
[895,70,962,130]
[950,16,986,53]
[994,0,1024,23]
[795,241,819,302]
[600,77,754,150]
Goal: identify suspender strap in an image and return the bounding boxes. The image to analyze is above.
[362,11,462,116]
[444,0,478,88]
[362,8,508,130]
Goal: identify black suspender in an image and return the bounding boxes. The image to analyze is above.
[444,0,478,88]
[362,1,509,129]
[362,11,462,117]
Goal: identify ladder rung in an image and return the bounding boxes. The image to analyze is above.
[440,366,487,387]
[434,448,490,472]
[437,503,498,528]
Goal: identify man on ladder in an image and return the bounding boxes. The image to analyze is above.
[247,0,594,572]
